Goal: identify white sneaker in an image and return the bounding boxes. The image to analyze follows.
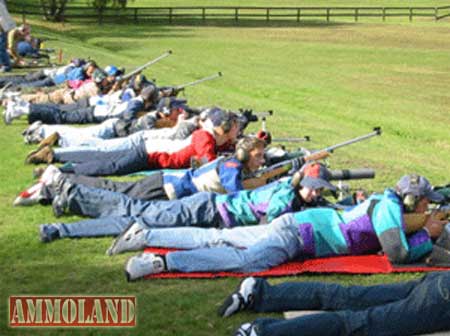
[218,277,257,317]
[13,181,45,206]
[40,164,63,188]
[125,253,166,281]
[13,165,62,206]
[3,100,29,124]
[235,323,259,336]
[107,222,148,256]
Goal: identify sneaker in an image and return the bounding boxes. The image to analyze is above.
[13,181,45,206]
[124,253,166,281]
[107,221,148,256]
[22,121,43,143]
[218,277,257,318]
[39,224,61,243]
[3,99,29,124]
[25,145,54,164]
[51,178,72,218]
[40,164,63,188]
[235,323,259,336]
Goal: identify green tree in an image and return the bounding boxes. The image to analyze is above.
[40,0,71,22]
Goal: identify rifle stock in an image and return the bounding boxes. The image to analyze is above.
[242,128,382,190]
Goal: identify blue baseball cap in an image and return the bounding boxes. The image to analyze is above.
[396,174,444,203]
[104,65,124,77]
[300,163,336,191]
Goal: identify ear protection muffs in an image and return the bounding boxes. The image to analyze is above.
[235,136,264,163]
[218,111,233,133]
[291,171,303,189]
[400,174,421,213]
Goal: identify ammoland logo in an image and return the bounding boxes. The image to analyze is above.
[9,296,136,327]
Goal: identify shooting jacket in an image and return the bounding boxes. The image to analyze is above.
[215,177,302,228]
[163,156,245,200]
[147,129,217,170]
[291,189,432,263]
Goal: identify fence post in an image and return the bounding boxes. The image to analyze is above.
[169,8,173,23]
[134,8,138,23]
[22,4,26,23]
[202,8,206,22]
[435,7,438,21]
[266,8,270,22]
[235,8,238,22]
[326,8,330,22]
[409,7,413,22]
[297,8,301,22]
[355,8,358,22]
[382,7,386,21]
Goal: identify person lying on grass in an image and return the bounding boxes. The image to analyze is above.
[38,163,336,243]
[15,136,265,206]
[218,271,450,336]
[119,174,448,281]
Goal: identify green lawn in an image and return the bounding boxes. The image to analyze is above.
[0,15,449,335]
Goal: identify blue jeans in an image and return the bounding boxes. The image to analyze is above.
[0,31,11,70]
[55,130,145,153]
[56,187,223,238]
[28,103,99,125]
[40,118,119,147]
[146,225,271,249]
[0,70,46,87]
[248,272,450,336]
[166,214,302,273]
[58,140,149,176]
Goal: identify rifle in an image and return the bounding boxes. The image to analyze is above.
[404,206,450,234]
[118,50,173,83]
[242,127,382,190]
[330,168,375,180]
[271,136,311,143]
[237,109,273,132]
[174,72,223,92]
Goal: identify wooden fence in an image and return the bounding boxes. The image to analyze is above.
[9,4,450,24]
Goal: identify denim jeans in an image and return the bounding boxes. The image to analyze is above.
[28,104,99,125]
[58,140,149,176]
[166,214,303,273]
[0,31,11,70]
[39,118,119,147]
[248,272,450,336]
[146,225,271,249]
[19,77,55,89]
[55,187,223,238]
[55,130,145,154]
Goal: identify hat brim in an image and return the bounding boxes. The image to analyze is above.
[300,176,336,191]
[425,190,445,203]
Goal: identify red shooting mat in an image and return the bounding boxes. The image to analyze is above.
[143,248,450,279]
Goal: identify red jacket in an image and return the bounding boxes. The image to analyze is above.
[147,129,217,169]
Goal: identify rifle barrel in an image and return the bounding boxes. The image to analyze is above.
[122,50,172,81]
[176,72,222,90]
[325,127,382,152]
[272,136,310,143]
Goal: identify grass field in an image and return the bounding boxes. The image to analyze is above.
[0,12,449,336]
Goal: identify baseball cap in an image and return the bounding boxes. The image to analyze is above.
[207,107,237,128]
[300,163,336,191]
[104,65,124,77]
[396,174,444,203]
[157,97,187,114]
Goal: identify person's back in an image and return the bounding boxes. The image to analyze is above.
[289,188,432,263]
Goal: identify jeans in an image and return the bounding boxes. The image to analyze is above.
[146,225,271,249]
[166,214,302,273]
[0,70,47,87]
[55,187,223,238]
[19,77,55,89]
[0,31,11,70]
[28,103,100,125]
[248,272,450,336]
[39,118,119,147]
[55,130,145,154]
[58,140,149,176]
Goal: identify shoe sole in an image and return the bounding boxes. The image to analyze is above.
[107,220,137,256]
[217,277,249,318]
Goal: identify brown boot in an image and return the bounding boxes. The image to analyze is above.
[38,132,60,149]
[25,145,54,165]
